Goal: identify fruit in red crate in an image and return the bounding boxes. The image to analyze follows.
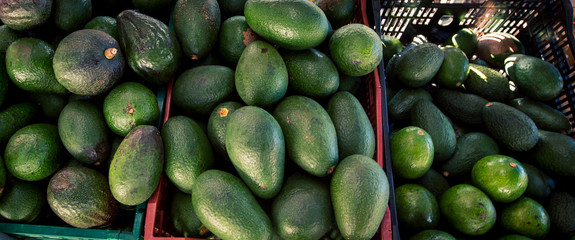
[235,40,288,108]
[282,48,340,100]
[390,126,434,180]
[5,37,68,94]
[329,23,383,77]
[172,0,221,60]
[47,166,118,228]
[169,188,209,238]
[53,29,125,96]
[103,82,159,137]
[476,32,524,69]
[245,0,329,51]
[504,53,564,102]
[385,42,443,87]
[117,9,182,85]
[109,125,164,206]
[163,116,214,194]
[207,101,244,161]
[471,154,528,203]
[331,154,389,240]
[0,0,52,31]
[192,169,273,240]
[439,184,496,236]
[58,100,110,166]
[172,65,236,116]
[273,95,338,177]
[327,91,375,160]
[226,106,284,199]
[271,172,334,240]
[4,123,64,181]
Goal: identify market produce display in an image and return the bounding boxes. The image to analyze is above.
[0,0,389,239]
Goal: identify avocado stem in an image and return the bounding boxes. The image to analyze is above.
[105,48,118,60]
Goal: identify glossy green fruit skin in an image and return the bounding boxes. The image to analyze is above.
[47,166,118,228]
[465,63,511,103]
[173,0,221,60]
[5,38,68,94]
[271,173,334,240]
[386,42,444,87]
[0,0,52,31]
[58,101,109,165]
[411,100,456,162]
[4,123,64,181]
[326,91,375,160]
[191,169,273,240]
[172,65,236,116]
[117,10,181,85]
[500,197,550,239]
[218,15,259,67]
[329,23,383,77]
[162,116,214,194]
[53,29,125,96]
[435,45,469,89]
[390,126,434,179]
[409,229,456,240]
[207,101,244,161]
[282,48,339,99]
[235,40,288,108]
[245,0,329,51]
[439,132,499,180]
[109,125,164,206]
[226,106,285,199]
[273,95,338,177]
[331,154,389,240]
[471,154,528,203]
[439,184,496,236]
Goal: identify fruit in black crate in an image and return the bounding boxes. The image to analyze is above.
[509,97,571,133]
[439,132,499,180]
[470,154,528,203]
[439,184,496,236]
[83,16,119,40]
[0,102,41,146]
[435,45,469,89]
[445,28,478,59]
[390,126,434,180]
[51,0,92,33]
[395,183,440,231]
[388,87,433,122]
[476,32,524,69]
[499,197,550,239]
[528,130,575,178]
[464,63,511,103]
[504,53,564,102]
[410,99,456,162]
[385,42,443,87]
[481,102,539,152]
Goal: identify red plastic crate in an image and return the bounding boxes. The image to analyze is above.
[144,0,393,238]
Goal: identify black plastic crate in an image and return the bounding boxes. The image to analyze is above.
[366,0,575,239]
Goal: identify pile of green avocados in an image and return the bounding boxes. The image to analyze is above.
[0,0,391,239]
[385,28,575,240]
